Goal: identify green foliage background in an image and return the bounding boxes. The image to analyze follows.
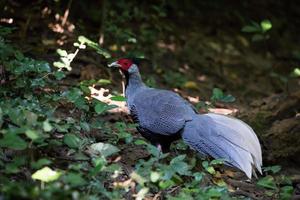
[0,0,299,199]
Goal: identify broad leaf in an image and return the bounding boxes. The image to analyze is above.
[94,102,118,114]
[257,175,277,190]
[110,96,127,101]
[31,158,52,169]
[64,172,86,187]
[32,167,61,182]
[90,142,119,157]
[63,134,80,149]
[0,133,27,150]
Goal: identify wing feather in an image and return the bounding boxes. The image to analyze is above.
[130,88,195,135]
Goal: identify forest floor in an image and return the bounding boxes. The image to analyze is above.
[1,1,300,200]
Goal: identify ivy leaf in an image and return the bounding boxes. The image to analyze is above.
[280,186,294,200]
[131,171,147,186]
[64,172,86,187]
[32,167,61,182]
[260,19,272,33]
[31,158,52,169]
[220,94,236,103]
[193,172,204,182]
[43,120,53,132]
[54,71,66,80]
[170,155,190,175]
[25,129,40,140]
[202,161,216,174]
[110,96,127,101]
[90,157,107,176]
[263,165,281,174]
[210,88,235,103]
[94,102,118,114]
[150,171,161,182]
[257,175,277,190]
[136,187,149,200]
[211,88,224,101]
[78,36,111,58]
[0,133,27,150]
[159,180,175,189]
[134,139,147,145]
[90,142,119,157]
[63,134,80,149]
[0,107,3,128]
[241,25,260,33]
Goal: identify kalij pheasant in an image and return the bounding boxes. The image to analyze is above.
[108,58,262,179]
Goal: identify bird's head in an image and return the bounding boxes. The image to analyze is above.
[108,58,139,74]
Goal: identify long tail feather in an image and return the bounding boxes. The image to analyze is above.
[182,113,262,179]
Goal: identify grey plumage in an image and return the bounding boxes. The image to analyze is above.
[111,62,262,179]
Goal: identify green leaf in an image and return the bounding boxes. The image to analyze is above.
[211,88,223,101]
[257,175,277,190]
[210,88,235,103]
[64,172,86,187]
[0,107,3,128]
[202,161,216,174]
[260,19,272,32]
[150,171,161,182]
[54,71,66,80]
[170,155,190,175]
[97,79,111,85]
[32,167,61,182]
[0,133,27,150]
[292,68,300,77]
[56,49,68,57]
[241,25,260,33]
[53,61,66,69]
[206,166,216,174]
[263,165,281,174]
[136,187,149,200]
[131,171,147,186]
[94,102,118,114]
[252,34,265,42]
[25,129,40,140]
[78,36,111,58]
[193,172,203,182]
[90,142,119,157]
[80,121,90,132]
[147,144,161,157]
[4,156,26,174]
[134,139,147,145]
[110,96,127,101]
[31,158,52,169]
[65,88,83,102]
[24,111,37,121]
[63,134,80,149]
[220,94,236,103]
[90,157,107,176]
[280,186,294,200]
[43,120,53,132]
[159,180,175,189]
[210,159,225,165]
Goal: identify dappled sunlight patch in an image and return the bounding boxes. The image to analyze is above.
[208,108,239,115]
[89,86,128,114]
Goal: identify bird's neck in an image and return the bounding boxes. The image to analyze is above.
[125,71,145,97]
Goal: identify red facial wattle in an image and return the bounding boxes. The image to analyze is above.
[117,59,133,71]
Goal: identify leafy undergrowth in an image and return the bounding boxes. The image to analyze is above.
[0,27,296,200]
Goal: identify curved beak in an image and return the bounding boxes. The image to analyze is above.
[108,61,121,68]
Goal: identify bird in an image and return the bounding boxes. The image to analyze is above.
[108,58,262,179]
